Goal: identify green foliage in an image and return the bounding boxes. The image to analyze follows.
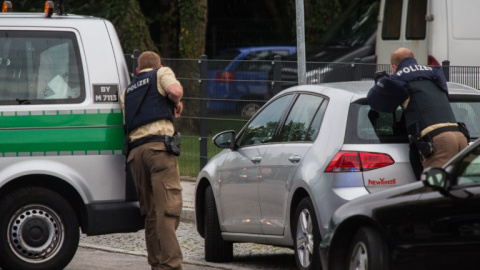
[178,0,207,58]
[105,0,157,54]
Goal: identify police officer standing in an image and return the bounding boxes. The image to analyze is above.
[121,51,184,270]
[368,47,469,178]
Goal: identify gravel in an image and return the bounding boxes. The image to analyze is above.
[79,221,295,269]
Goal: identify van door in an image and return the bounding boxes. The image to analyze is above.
[376,0,429,65]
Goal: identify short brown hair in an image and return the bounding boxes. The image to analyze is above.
[390,47,414,66]
[138,51,161,70]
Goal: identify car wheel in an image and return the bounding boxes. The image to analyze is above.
[347,227,387,270]
[294,197,321,270]
[0,187,79,270]
[240,102,261,117]
[204,185,233,262]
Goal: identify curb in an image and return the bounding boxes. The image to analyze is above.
[181,208,195,223]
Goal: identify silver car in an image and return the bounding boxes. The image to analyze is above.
[194,81,480,270]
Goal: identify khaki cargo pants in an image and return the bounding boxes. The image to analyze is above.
[422,131,468,169]
[127,142,183,270]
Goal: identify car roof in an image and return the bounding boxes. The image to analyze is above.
[282,80,480,101]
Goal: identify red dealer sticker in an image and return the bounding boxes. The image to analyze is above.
[368,178,397,185]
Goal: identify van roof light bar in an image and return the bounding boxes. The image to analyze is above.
[44,1,54,18]
[2,1,12,12]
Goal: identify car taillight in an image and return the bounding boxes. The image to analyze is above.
[215,71,234,82]
[428,55,440,66]
[325,151,394,172]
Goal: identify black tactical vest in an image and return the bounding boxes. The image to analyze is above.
[404,79,456,136]
[124,69,174,133]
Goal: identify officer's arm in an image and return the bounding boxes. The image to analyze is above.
[167,83,183,118]
[167,83,183,104]
[367,77,408,113]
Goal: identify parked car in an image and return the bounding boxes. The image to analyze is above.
[194,80,480,270]
[320,138,480,270]
[270,0,379,94]
[208,46,296,117]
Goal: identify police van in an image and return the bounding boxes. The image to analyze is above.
[376,0,480,88]
[0,2,143,270]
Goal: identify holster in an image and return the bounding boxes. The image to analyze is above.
[409,134,434,158]
[458,122,471,142]
[165,132,181,156]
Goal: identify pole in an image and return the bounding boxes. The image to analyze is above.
[295,0,306,85]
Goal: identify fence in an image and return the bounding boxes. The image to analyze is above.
[125,53,480,177]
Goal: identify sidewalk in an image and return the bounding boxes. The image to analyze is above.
[180,176,196,223]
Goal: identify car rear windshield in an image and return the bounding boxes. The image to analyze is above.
[345,98,480,144]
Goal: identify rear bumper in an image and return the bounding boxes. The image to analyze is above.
[83,201,144,235]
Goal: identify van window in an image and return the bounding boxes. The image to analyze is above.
[406,0,427,39]
[0,31,85,105]
[382,0,402,40]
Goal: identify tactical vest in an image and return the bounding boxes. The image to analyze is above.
[404,79,456,136]
[124,69,174,133]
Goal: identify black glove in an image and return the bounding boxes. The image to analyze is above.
[374,71,390,83]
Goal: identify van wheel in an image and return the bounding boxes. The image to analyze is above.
[0,187,79,270]
[293,197,322,270]
[347,227,386,270]
[204,185,233,262]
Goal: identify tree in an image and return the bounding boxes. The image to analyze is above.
[105,0,157,54]
[178,0,208,58]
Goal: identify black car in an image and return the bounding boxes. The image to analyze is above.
[320,138,480,270]
[269,0,379,95]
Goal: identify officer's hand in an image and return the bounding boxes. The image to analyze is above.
[374,71,390,83]
[173,101,183,118]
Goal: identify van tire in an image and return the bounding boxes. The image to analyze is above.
[0,187,79,270]
[204,185,233,262]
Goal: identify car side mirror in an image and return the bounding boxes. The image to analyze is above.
[421,167,449,191]
[213,130,237,150]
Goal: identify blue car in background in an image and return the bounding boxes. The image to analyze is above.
[208,46,296,117]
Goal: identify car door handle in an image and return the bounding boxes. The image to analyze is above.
[251,156,262,163]
[288,155,301,163]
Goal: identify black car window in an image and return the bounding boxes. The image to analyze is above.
[456,150,480,186]
[278,94,327,142]
[237,94,294,147]
[450,102,480,140]
[0,31,85,105]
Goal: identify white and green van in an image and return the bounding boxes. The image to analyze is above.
[0,3,143,270]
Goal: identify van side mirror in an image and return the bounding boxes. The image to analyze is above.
[213,130,236,150]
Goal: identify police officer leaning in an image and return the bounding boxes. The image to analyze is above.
[121,51,184,270]
[367,47,469,178]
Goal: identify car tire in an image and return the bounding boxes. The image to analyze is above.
[293,197,322,270]
[347,226,387,270]
[0,187,79,270]
[204,185,233,262]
